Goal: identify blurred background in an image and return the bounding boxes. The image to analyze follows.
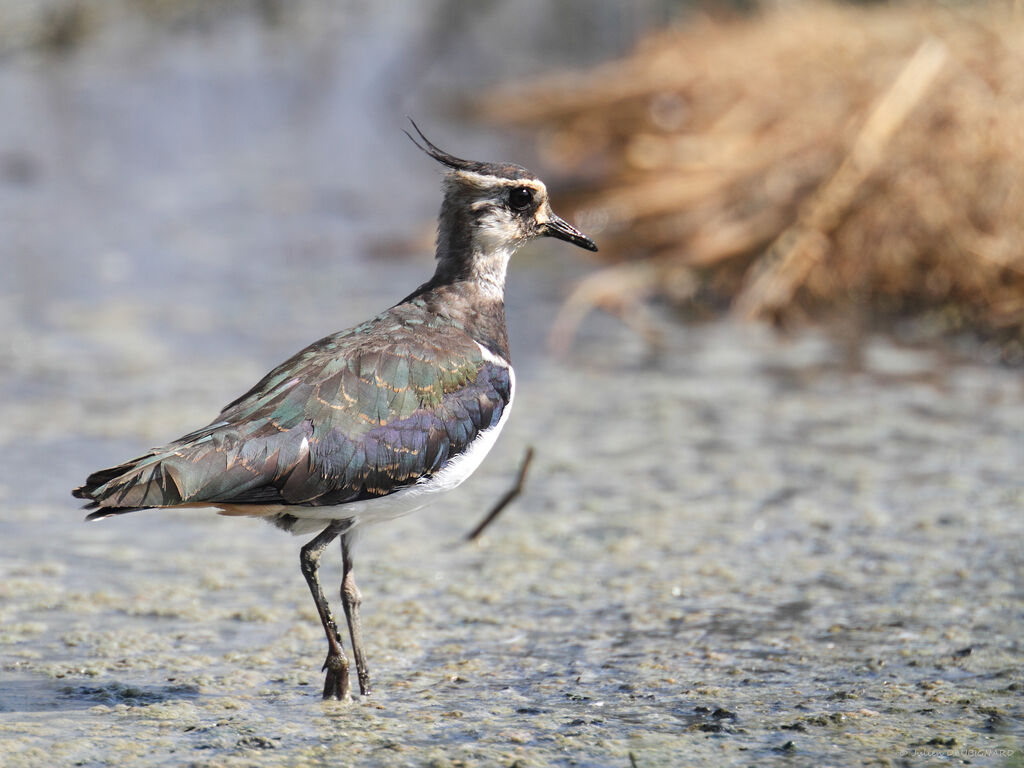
[1,2,1022,766]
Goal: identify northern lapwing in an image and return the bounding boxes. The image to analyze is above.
[73,122,598,701]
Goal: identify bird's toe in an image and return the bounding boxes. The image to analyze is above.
[321,654,351,701]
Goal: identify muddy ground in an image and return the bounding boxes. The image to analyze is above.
[2,317,1022,767]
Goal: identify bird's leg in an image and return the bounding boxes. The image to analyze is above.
[340,532,371,695]
[300,521,351,701]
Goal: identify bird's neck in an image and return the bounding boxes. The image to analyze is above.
[432,200,514,301]
[398,205,513,361]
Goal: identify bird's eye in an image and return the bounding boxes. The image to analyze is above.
[508,186,534,212]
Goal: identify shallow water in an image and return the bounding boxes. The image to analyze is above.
[2,4,1023,767]
[3,320,1022,767]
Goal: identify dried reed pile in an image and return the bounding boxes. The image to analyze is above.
[479,3,1024,358]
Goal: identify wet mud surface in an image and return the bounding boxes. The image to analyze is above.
[2,320,1022,767]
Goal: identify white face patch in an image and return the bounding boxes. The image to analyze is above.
[468,179,548,246]
[475,210,524,249]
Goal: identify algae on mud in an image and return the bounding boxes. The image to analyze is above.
[2,320,1022,767]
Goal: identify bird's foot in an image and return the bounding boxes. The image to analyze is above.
[356,669,371,697]
[322,653,351,701]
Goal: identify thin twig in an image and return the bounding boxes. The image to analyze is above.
[464,446,535,542]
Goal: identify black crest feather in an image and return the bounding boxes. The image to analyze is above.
[404,118,474,171]
[404,118,532,181]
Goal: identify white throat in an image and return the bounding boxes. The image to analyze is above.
[467,242,515,300]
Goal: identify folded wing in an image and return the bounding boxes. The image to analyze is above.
[74,316,512,517]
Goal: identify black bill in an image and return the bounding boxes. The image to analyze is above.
[541,214,598,252]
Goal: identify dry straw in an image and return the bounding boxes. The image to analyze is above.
[479,3,1024,359]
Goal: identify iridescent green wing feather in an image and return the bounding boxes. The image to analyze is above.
[74,307,512,514]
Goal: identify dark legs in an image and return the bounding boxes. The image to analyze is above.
[300,521,351,700]
[340,531,371,695]
[299,522,373,700]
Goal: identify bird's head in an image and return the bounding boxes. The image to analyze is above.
[406,121,598,261]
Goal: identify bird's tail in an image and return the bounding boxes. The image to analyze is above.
[72,451,180,520]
